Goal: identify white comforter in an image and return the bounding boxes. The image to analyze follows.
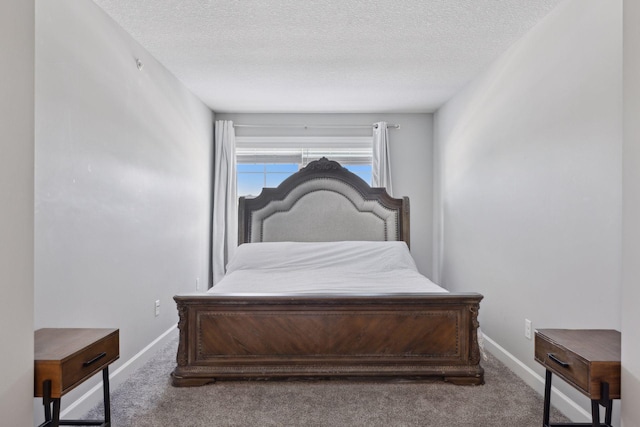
[208,241,446,295]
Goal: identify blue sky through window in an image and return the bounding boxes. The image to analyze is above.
[237,163,372,197]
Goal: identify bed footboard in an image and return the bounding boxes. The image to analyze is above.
[171,293,484,386]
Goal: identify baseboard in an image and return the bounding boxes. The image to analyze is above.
[59,325,178,419]
[482,332,591,422]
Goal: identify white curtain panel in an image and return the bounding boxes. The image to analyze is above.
[212,120,238,285]
[372,121,393,196]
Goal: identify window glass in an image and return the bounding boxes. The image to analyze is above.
[235,136,374,197]
[237,160,372,197]
[266,164,298,173]
[237,171,266,198]
[344,164,372,185]
[237,164,264,173]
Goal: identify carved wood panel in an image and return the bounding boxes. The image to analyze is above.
[195,309,462,360]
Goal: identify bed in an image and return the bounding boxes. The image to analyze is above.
[172,157,484,386]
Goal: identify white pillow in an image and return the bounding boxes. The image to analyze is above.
[226,241,418,274]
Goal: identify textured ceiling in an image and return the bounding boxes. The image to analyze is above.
[92,0,562,113]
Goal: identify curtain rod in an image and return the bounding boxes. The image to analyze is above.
[233,123,400,130]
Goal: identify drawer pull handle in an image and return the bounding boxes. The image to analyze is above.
[83,352,107,367]
[548,353,569,368]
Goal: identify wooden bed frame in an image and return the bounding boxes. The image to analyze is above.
[172,158,484,386]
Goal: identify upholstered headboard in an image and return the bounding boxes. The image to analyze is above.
[238,158,410,247]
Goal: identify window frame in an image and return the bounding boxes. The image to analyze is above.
[236,136,373,197]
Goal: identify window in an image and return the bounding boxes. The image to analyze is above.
[236,136,372,197]
[237,163,299,197]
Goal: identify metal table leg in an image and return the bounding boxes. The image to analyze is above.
[38,367,112,427]
[543,369,553,427]
[543,373,614,427]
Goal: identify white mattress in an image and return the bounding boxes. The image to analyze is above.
[208,241,447,295]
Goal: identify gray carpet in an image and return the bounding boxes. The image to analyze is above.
[86,337,570,426]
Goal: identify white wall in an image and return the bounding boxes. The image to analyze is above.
[216,113,434,277]
[0,0,35,424]
[622,0,640,424]
[34,0,213,419]
[435,0,622,421]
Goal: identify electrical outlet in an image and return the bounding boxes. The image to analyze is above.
[155,300,160,317]
[196,277,200,291]
[525,319,532,340]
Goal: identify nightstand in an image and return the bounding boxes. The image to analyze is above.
[35,328,119,427]
[534,329,620,427]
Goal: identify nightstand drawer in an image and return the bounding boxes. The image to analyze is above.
[535,329,620,427]
[534,329,620,400]
[535,333,589,393]
[35,328,119,398]
[61,332,119,394]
